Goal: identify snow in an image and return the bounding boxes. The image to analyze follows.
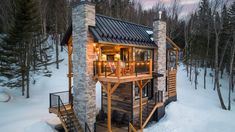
[0,51,68,132]
[24,121,56,132]
[145,64,235,132]
[1,47,235,131]
[0,92,10,102]
[96,81,102,111]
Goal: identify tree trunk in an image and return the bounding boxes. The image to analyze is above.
[189,50,192,82]
[26,40,32,98]
[55,15,59,69]
[228,35,235,110]
[204,66,207,89]
[232,71,234,93]
[195,61,198,89]
[21,67,25,96]
[26,67,30,98]
[204,24,210,89]
[184,24,189,77]
[214,29,226,110]
[220,67,224,79]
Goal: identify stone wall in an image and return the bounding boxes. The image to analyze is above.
[153,20,167,101]
[72,2,96,131]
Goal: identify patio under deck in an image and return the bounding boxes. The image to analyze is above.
[96,122,128,132]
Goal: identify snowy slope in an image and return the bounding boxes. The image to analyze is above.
[145,64,235,132]
[0,51,68,132]
[1,50,235,132]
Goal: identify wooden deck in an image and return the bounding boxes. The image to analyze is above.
[49,104,72,115]
[96,74,153,83]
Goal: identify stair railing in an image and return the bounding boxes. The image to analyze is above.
[142,90,164,128]
[128,122,137,132]
[50,92,77,132]
[58,96,75,131]
[85,122,91,132]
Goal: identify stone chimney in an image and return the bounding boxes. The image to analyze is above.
[72,1,96,131]
[153,12,167,101]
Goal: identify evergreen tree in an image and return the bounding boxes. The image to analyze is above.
[0,0,45,98]
[229,2,235,33]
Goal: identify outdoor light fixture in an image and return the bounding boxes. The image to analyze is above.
[159,11,162,20]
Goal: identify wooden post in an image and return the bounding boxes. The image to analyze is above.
[139,81,143,129]
[107,82,112,132]
[68,37,73,104]
[117,61,121,78]
[98,45,102,76]
[149,59,152,75]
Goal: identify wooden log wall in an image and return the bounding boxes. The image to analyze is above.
[168,69,177,97]
[102,83,132,124]
[133,97,148,128]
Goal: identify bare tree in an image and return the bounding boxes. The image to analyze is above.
[213,11,227,110]
[228,34,235,110]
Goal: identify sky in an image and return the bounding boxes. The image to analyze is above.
[141,0,200,17]
[141,0,234,17]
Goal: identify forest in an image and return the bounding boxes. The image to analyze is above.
[0,0,235,111]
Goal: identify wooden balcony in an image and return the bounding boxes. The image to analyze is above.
[93,60,153,83]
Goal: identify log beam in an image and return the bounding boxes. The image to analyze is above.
[107,82,112,132]
[67,38,73,104]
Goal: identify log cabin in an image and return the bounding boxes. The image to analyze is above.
[48,1,180,132]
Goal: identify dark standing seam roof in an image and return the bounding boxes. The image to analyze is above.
[89,14,156,48]
[61,14,157,48]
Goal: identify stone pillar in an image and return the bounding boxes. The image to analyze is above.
[72,2,96,131]
[153,20,167,101]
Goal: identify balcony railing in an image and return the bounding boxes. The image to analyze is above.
[93,60,152,78]
[49,91,71,109]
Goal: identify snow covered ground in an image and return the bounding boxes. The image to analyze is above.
[1,50,235,132]
[145,64,235,132]
[0,51,68,132]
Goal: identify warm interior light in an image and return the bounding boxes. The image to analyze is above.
[102,54,107,61]
[114,54,120,61]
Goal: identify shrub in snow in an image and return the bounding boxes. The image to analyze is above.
[0,92,10,102]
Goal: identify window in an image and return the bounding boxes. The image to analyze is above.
[135,48,153,73]
[167,50,177,69]
[135,48,152,61]
[135,80,153,100]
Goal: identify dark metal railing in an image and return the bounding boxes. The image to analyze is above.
[85,122,91,132]
[50,91,71,108]
[49,91,77,131]
[85,122,96,132]
[93,60,152,78]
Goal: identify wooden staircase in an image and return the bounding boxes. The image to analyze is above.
[58,109,83,132]
[135,91,164,129]
[142,101,164,128]
[49,91,83,132]
[142,101,155,123]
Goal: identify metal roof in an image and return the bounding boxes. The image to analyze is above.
[61,14,180,50]
[89,14,156,48]
[61,14,157,48]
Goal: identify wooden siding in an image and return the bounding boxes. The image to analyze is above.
[168,70,177,97]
